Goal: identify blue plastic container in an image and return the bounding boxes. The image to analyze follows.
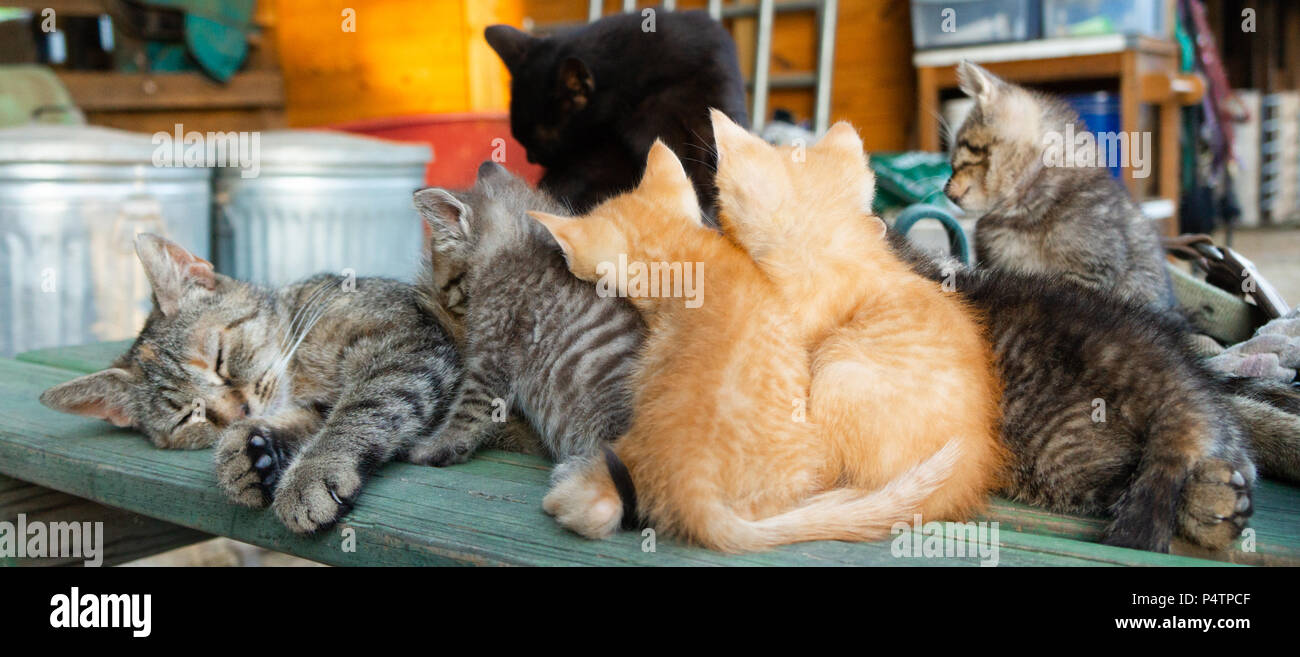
[1064,91,1122,179]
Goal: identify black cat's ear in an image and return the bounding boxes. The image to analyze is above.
[558,57,595,107]
[484,25,534,71]
[134,233,216,317]
[40,368,136,428]
[956,60,1003,106]
[414,188,472,243]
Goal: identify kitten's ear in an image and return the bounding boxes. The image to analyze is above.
[816,122,865,156]
[710,107,765,158]
[864,215,887,239]
[484,25,534,71]
[640,140,702,226]
[558,57,595,107]
[40,368,136,428]
[709,109,783,223]
[528,211,580,261]
[476,161,512,185]
[134,233,216,317]
[414,188,472,244]
[956,60,1004,106]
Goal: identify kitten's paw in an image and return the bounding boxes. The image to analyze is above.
[215,424,288,508]
[1178,460,1253,551]
[271,455,363,534]
[542,468,622,540]
[409,436,475,468]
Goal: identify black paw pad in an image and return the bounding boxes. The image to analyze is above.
[246,429,287,500]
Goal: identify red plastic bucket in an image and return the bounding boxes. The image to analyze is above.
[326,113,543,189]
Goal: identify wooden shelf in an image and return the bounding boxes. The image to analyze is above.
[56,71,285,112]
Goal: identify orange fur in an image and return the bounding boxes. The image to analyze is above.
[710,110,1006,522]
[534,141,963,551]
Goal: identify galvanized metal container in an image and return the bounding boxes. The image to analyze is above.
[0,124,211,357]
[213,130,431,286]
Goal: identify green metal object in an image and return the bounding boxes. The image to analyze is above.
[894,203,971,265]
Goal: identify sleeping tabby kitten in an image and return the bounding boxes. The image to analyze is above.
[40,234,461,534]
[485,10,748,218]
[884,231,1257,551]
[410,162,643,477]
[945,60,1177,310]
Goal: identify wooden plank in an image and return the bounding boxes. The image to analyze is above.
[1,354,1240,567]
[57,71,286,112]
[0,474,210,567]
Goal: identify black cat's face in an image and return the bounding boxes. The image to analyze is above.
[487,25,595,168]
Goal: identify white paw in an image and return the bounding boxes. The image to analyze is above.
[542,470,622,540]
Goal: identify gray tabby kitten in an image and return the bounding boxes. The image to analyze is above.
[942,60,1300,490]
[410,162,643,477]
[945,60,1176,310]
[40,234,461,534]
[885,232,1258,551]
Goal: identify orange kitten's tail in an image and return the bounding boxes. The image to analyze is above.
[686,441,962,552]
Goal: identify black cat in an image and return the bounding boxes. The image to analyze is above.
[485,10,748,220]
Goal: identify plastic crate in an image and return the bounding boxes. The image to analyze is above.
[1043,0,1167,38]
[910,0,1042,50]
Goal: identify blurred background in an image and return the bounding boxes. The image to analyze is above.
[0,0,1297,564]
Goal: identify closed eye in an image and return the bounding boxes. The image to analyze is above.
[172,410,194,432]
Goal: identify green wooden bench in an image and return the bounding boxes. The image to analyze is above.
[3,341,1298,566]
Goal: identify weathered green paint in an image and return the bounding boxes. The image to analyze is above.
[3,344,1292,566]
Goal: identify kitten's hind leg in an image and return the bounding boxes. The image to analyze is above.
[408,353,512,467]
[215,406,322,508]
[1177,459,1253,551]
[1103,400,1253,553]
[543,454,623,539]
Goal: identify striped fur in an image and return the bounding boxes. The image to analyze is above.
[39,234,461,534]
[945,61,1177,311]
[411,162,643,475]
[889,232,1257,551]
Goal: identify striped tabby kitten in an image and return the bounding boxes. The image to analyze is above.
[410,162,643,477]
[884,229,1257,551]
[40,234,461,534]
[945,60,1176,310]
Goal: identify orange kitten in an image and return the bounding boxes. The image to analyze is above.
[530,141,959,552]
[710,110,1005,522]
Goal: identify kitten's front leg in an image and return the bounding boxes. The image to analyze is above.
[271,355,449,533]
[214,406,322,508]
[409,355,512,467]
